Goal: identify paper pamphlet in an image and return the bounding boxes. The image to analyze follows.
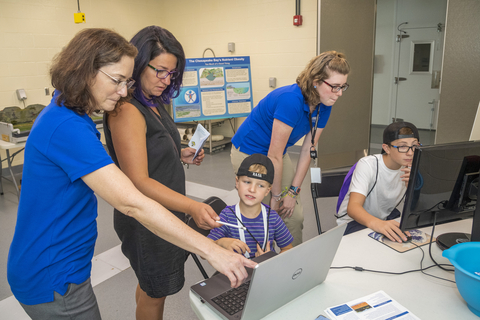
[368,229,435,253]
[325,290,420,320]
[188,123,210,159]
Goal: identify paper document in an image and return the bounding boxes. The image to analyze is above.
[188,123,210,159]
[325,291,420,320]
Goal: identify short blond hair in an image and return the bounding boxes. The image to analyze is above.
[248,164,267,175]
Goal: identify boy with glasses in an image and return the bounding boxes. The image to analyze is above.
[336,122,420,242]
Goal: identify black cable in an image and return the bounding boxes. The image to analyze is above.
[428,212,455,272]
[410,239,455,283]
[330,264,439,275]
[228,207,270,251]
[77,0,80,11]
[409,200,447,217]
[331,239,455,284]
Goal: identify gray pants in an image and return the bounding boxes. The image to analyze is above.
[20,278,101,320]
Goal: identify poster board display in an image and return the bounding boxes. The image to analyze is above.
[172,56,253,123]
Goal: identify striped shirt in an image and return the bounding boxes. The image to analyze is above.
[208,204,293,256]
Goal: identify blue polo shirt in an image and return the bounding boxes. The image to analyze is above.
[232,84,332,155]
[7,93,113,305]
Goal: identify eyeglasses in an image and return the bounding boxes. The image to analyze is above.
[323,80,349,93]
[389,144,422,153]
[98,69,135,90]
[147,64,178,80]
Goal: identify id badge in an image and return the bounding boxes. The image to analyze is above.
[311,167,321,183]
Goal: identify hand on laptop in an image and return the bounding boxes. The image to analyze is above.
[206,245,257,288]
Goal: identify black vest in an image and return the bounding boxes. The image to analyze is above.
[104,97,186,200]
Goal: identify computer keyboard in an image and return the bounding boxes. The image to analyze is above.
[212,280,251,315]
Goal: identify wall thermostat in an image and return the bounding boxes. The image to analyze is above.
[269,77,277,88]
[16,89,27,101]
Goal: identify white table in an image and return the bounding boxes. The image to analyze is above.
[0,140,26,199]
[190,219,477,319]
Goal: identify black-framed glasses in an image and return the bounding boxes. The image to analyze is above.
[323,80,349,93]
[98,69,135,90]
[147,64,178,80]
[389,144,422,153]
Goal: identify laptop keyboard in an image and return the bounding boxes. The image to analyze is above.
[211,280,251,315]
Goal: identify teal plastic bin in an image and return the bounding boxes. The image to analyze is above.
[443,242,480,317]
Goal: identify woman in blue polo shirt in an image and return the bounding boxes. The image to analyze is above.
[231,51,350,246]
[7,28,254,320]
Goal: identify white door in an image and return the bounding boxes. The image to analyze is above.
[392,25,444,129]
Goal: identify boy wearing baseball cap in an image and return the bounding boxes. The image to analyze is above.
[336,122,420,242]
[208,154,293,258]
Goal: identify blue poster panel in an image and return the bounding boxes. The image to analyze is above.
[173,56,253,123]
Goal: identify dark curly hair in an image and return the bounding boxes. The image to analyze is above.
[50,28,138,115]
[130,26,186,106]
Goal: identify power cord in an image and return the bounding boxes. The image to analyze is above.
[428,212,455,272]
[410,240,455,283]
[405,200,455,272]
[331,232,455,284]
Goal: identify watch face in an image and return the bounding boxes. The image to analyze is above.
[290,186,301,194]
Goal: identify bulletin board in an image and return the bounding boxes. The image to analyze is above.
[172,56,253,123]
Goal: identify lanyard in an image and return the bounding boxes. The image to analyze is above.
[309,104,321,165]
[232,204,269,259]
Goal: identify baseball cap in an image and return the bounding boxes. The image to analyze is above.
[237,154,274,184]
[383,121,420,144]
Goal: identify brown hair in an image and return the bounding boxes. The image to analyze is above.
[398,127,414,136]
[249,164,267,175]
[296,51,350,106]
[50,28,137,115]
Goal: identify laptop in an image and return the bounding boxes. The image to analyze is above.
[190,223,347,320]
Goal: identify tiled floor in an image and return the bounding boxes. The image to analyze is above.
[0,146,335,320]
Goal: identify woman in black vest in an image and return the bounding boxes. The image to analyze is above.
[104,26,230,320]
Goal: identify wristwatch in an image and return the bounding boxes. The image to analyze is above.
[289,186,301,195]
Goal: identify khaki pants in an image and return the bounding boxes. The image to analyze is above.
[230,145,304,246]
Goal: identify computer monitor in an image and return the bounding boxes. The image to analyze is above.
[399,141,480,250]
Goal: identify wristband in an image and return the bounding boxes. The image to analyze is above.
[287,189,298,198]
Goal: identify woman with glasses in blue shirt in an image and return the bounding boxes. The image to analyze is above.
[231,51,350,247]
[8,28,254,320]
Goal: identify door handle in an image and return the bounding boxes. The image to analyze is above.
[394,77,407,84]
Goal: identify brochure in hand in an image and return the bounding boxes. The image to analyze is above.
[188,123,210,160]
[325,290,420,320]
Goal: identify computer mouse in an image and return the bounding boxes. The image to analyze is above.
[405,235,413,242]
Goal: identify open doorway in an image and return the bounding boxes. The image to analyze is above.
[370,0,447,153]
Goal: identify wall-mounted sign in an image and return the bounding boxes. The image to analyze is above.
[173,56,253,123]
